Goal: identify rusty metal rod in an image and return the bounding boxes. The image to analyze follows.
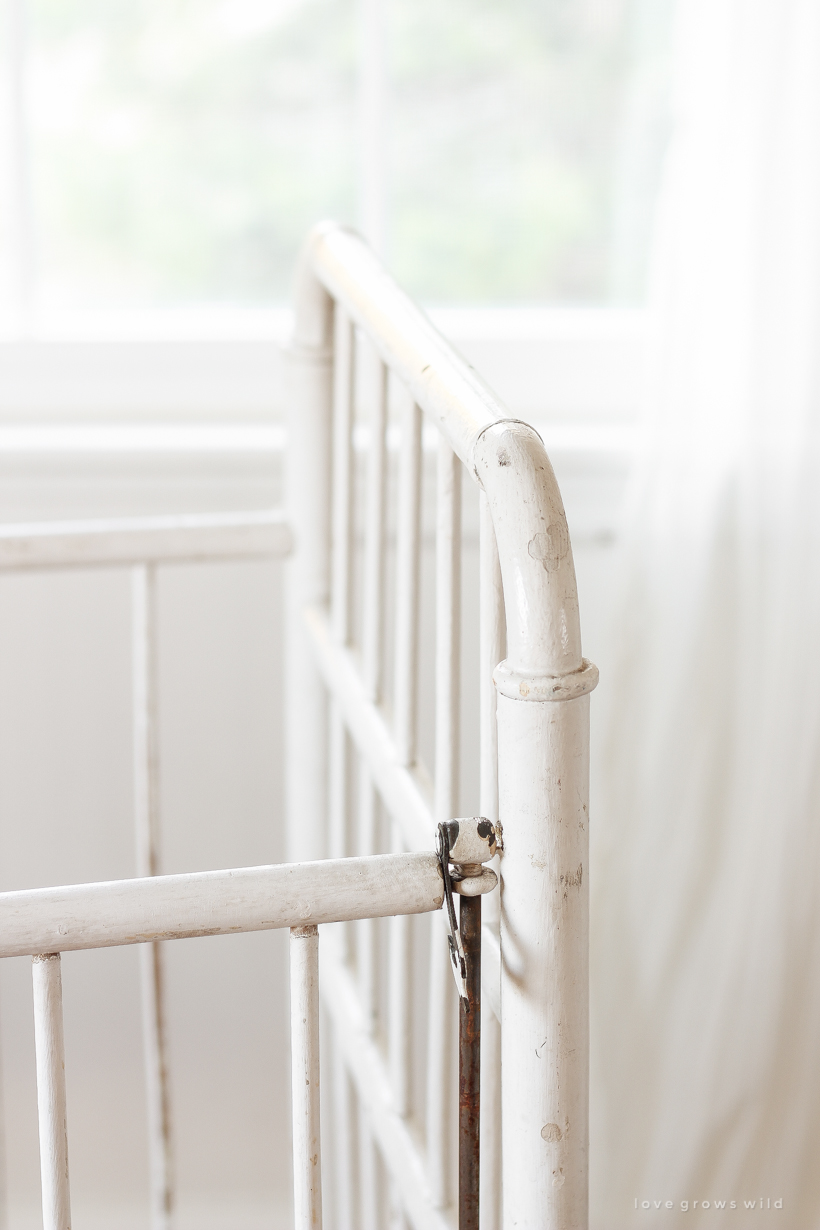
[459,893,481,1230]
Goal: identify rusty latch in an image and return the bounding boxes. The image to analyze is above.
[436,817,498,1002]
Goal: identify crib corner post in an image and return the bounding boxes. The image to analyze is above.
[473,419,593,1230]
[285,238,334,863]
[496,690,590,1230]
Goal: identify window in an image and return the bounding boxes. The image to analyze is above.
[0,0,670,317]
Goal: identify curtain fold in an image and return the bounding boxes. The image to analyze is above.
[591,1,820,1224]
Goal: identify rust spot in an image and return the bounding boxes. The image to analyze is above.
[498,449,510,466]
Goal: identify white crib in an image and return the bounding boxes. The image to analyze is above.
[0,224,596,1230]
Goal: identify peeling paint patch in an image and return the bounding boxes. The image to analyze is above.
[527,521,570,572]
[541,1123,562,1142]
[559,865,583,890]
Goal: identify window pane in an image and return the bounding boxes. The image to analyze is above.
[27,0,356,308]
[8,0,668,309]
[388,0,655,302]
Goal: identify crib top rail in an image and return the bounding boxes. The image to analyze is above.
[293,221,595,686]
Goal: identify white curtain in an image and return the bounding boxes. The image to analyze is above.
[591,0,820,1225]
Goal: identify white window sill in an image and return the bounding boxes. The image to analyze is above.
[0,306,647,426]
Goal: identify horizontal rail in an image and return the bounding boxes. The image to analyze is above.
[0,510,292,571]
[0,852,444,958]
[300,225,500,469]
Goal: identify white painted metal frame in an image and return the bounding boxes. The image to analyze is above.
[0,851,447,1230]
[0,509,290,1230]
[287,223,598,1230]
[2,219,595,1230]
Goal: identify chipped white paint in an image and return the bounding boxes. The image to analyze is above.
[12,850,452,1230]
[0,853,445,959]
[4,221,593,1230]
[290,223,597,1230]
[0,504,289,1230]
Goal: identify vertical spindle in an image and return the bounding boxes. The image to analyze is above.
[426,435,462,1208]
[393,397,422,767]
[388,819,411,1119]
[291,925,323,1230]
[362,356,388,700]
[32,954,70,1230]
[132,562,173,1230]
[478,495,503,1230]
[330,1027,355,1230]
[331,310,355,648]
[358,1107,380,1230]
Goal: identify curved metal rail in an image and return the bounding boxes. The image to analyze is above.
[287,222,597,1230]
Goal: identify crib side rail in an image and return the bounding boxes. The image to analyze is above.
[0,852,444,958]
[0,511,291,1230]
[2,851,448,1230]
